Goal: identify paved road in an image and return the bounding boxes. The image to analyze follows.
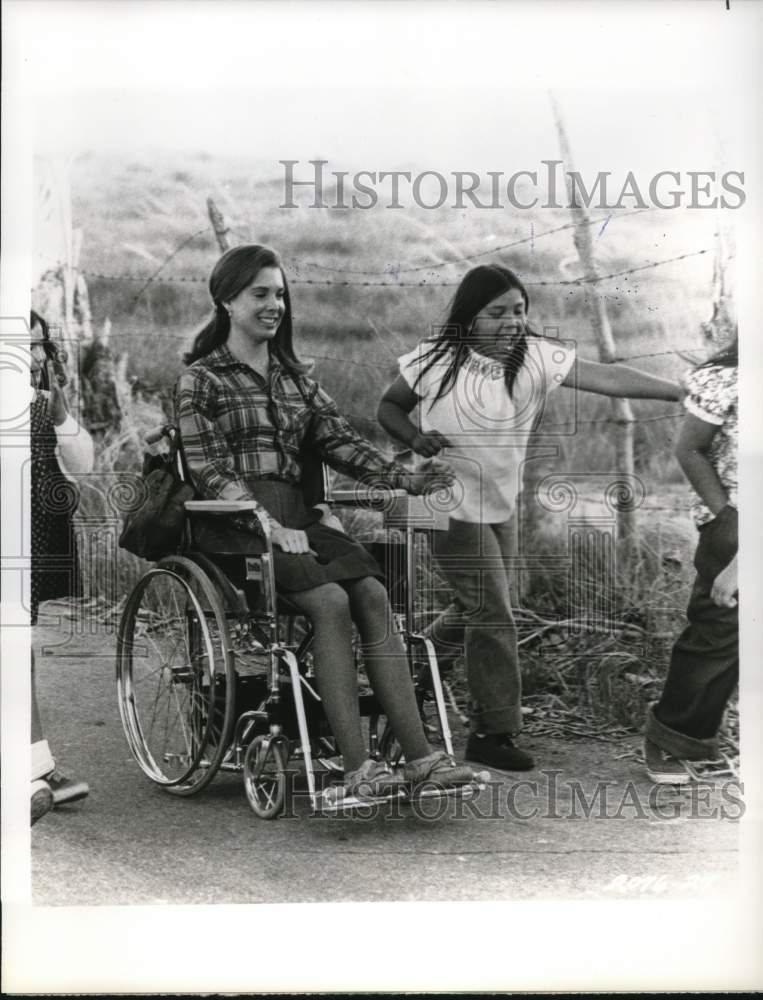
[31,616,740,906]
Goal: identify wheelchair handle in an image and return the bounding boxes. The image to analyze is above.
[145,424,172,445]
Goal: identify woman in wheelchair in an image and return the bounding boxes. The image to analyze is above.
[175,244,478,804]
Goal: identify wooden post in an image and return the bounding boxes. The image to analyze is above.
[550,95,637,551]
[207,197,231,252]
[701,223,735,351]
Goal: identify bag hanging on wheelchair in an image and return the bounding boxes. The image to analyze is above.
[119,443,195,561]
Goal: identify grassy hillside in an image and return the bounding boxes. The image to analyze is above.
[70,151,715,485]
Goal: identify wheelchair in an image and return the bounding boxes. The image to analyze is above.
[116,427,485,818]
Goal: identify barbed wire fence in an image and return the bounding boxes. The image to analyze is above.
[41,209,721,455]
[37,185,731,523]
[69,244,719,291]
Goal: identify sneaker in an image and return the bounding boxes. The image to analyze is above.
[404,749,478,790]
[466,732,535,772]
[31,779,54,826]
[46,768,89,806]
[644,739,691,785]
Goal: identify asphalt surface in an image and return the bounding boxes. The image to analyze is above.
[31,612,740,907]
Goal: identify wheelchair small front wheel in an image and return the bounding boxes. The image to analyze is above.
[243,735,289,819]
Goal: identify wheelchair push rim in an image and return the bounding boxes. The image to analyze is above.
[116,555,236,795]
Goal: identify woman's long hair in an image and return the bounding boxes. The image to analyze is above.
[415,264,537,406]
[184,244,308,373]
[30,309,52,392]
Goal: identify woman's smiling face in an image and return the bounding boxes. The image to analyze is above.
[469,287,527,361]
[226,266,286,344]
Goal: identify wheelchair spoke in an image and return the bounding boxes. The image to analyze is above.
[170,681,194,758]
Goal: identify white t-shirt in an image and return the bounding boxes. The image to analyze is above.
[54,412,95,479]
[398,336,576,522]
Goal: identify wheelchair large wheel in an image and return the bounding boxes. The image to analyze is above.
[116,555,236,796]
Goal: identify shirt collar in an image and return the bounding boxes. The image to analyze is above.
[205,343,283,377]
[466,348,505,378]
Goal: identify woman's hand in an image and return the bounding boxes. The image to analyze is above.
[711,554,738,608]
[410,430,451,457]
[270,521,317,555]
[403,458,455,495]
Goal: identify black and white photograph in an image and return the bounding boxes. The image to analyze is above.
[2,0,762,993]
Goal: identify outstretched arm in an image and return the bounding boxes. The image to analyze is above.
[377,374,452,456]
[303,376,451,494]
[562,358,682,401]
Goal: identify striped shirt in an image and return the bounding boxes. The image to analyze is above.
[174,344,406,509]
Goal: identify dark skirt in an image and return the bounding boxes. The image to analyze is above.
[30,397,82,625]
[190,480,382,593]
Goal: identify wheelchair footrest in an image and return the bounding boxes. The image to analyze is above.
[315,787,407,814]
[403,777,487,805]
[314,772,489,814]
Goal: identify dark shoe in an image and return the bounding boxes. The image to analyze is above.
[466,733,535,771]
[46,768,89,806]
[31,780,54,826]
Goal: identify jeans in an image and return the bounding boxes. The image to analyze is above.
[646,505,738,760]
[427,518,522,735]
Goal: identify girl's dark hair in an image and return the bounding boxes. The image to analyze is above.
[184,244,308,373]
[696,327,738,370]
[30,309,50,342]
[415,264,536,405]
[30,309,54,391]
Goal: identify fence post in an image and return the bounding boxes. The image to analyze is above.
[207,197,232,252]
[701,223,735,351]
[550,95,637,554]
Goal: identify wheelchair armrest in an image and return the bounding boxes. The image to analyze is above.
[328,488,448,531]
[145,424,170,445]
[329,488,409,507]
[185,500,267,512]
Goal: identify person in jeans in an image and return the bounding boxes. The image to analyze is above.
[29,310,93,824]
[378,263,683,772]
[644,332,738,783]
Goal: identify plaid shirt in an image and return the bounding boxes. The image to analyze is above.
[174,344,406,507]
